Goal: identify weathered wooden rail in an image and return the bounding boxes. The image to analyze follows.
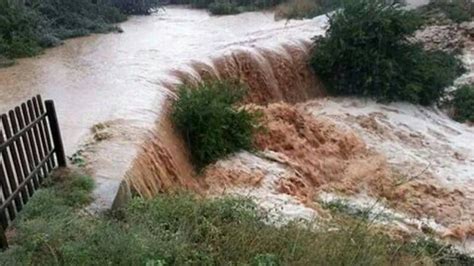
[0,95,66,249]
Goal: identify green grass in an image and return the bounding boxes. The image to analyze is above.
[310,0,465,105]
[171,80,260,169]
[1,169,472,265]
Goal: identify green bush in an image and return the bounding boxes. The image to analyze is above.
[33,0,126,38]
[209,0,240,15]
[404,49,465,105]
[0,1,43,57]
[111,0,162,15]
[311,0,465,105]
[450,85,474,123]
[171,80,259,169]
[190,0,216,8]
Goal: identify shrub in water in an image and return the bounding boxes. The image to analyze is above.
[310,0,464,105]
[450,85,474,123]
[171,80,259,169]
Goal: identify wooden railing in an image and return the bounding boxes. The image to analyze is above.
[0,95,66,249]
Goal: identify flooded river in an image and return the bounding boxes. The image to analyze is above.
[0,2,433,209]
[0,7,327,208]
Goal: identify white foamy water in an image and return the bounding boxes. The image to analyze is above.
[209,151,317,224]
[304,98,474,190]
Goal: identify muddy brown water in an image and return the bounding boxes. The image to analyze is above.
[0,1,437,210]
[0,7,327,209]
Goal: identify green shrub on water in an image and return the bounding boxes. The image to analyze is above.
[311,0,465,105]
[171,80,259,169]
[450,85,474,123]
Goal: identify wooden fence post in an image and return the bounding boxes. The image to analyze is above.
[0,225,7,250]
[45,100,67,167]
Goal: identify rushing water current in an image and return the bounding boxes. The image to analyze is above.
[0,7,327,208]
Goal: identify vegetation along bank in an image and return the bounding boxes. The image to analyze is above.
[0,0,162,65]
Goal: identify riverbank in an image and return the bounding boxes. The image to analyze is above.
[0,0,322,66]
[0,0,128,63]
[1,168,470,265]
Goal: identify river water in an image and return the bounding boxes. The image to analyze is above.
[0,7,327,208]
[0,2,433,208]
[0,7,327,153]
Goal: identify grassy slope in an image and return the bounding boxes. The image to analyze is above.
[0,169,470,265]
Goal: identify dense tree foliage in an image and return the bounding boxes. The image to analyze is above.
[0,0,127,59]
[311,0,465,105]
